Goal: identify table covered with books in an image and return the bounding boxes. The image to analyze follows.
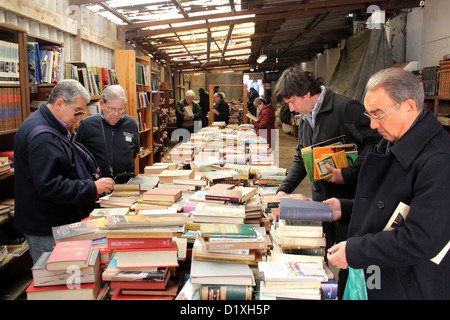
[24,123,339,301]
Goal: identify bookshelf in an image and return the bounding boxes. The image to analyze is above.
[114,50,154,174]
[0,22,33,300]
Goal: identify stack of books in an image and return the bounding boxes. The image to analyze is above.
[103,228,180,300]
[26,240,103,300]
[258,260,329,300]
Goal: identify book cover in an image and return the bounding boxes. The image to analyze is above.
[143,188,182,202]
[279,198,333,222]
[205,184,242,203]
[115,243,179,268]
[104,214,189,229]
[312,143,357,180]
[314,150,349,179]
[200,223,257,239]
[52,218,106,242]
[108,237,173,250]
[200,284,253,300]
[258,261,328,282]
[45,240,93,271]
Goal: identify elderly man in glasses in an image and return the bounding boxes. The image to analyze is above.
[326,67,450,300]
[75,85,139,183]
[14,79,115,263]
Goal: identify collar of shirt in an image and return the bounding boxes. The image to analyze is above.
[53,113,71,137]
[310,86,326,127]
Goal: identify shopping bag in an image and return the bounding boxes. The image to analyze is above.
[343,267,368,300]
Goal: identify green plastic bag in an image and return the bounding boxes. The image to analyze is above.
[343,267,368,300]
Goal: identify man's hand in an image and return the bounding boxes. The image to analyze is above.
[323,197,342,221]
[327,241,348,269]
[324,164,345,184]
[95,178,115,194]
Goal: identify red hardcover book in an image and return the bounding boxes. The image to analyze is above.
[45,240,92,271]
[108,237,173,250]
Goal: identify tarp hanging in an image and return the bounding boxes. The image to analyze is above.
[328,28,393,103]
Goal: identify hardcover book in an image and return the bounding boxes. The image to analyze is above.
[279,198,333,222]
[199,223,258,239]
[45,240,93,271]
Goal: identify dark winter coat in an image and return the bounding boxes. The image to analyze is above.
[14,103,97,236]
[341,111,450,300]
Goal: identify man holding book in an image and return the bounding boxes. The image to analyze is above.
[326,67,450,299]
[14,80,114,263]
[273,66,381,251]
[176,89,202,134]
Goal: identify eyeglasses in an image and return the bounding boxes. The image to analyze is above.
[73,110,87,117]
[106,107,126,114]
[364,103,400,121]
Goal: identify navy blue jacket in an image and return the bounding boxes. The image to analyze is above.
[75,113,139,178]
[341,111,450,299]
[14,103,97,236]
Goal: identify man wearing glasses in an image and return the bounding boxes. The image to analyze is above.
[76,85,139,183]
[14,79,115,263]
[326,67,450,299]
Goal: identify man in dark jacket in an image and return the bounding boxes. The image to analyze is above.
[212,92,230,124]
[274,66,381,250]
[198,88,210,128]
[75,85,139,182]
[327,67,450,300]
[14,79,115,263]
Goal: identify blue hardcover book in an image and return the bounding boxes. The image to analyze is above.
[279,198,332,222]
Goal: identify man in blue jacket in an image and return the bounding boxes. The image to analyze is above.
[14,79,115,263]
[75,85,139,183]
[327,67,450,299]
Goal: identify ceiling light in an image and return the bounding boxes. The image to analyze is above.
[257,54,267,64]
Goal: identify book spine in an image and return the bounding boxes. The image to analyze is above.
[279,208,332,222]
[200,285,253,300]
[108,238,172,249]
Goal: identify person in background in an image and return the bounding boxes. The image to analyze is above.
[212,91,230,124]
[252,97,275,149]
[14,79,114,263]
[273,65,381,256]
[326,67,450,300]
[176,89,202,135]
[248,87,260,117]
[198,88,210,128]
[76,85,139,183]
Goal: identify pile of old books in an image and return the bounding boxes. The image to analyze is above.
[264,197,338,299]
[26,240,103,300]
[188,223,267,300]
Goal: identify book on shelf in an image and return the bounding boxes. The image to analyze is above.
[279,198,333,222]
[114,243,179,269]
[52,218,106,242]
[0,87,23,132]
[45,240,93,271]
[31,249,101,287]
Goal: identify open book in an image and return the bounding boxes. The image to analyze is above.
[384,202,449,265]
[246,112,258,122]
